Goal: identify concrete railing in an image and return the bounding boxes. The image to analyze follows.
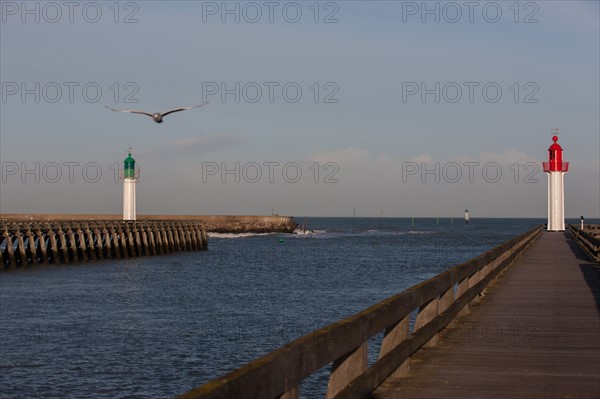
[179,225,543,399]
[568,224,600,262]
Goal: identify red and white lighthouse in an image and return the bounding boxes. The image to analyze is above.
[543,134,569,231]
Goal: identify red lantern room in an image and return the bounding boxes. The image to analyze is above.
[543,135,569,172]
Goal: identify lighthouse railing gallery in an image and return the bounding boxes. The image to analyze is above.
[180,225,543,399]
[542,162,569,173]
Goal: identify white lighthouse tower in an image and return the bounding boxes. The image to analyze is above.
[122,151,138,221]
[543,134,569,231]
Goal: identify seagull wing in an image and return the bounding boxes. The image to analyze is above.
[105,106,154,117]
[160,103,208,118]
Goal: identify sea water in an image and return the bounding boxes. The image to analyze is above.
[2,217,578,398]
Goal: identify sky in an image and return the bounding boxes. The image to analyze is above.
[1,0,599,218]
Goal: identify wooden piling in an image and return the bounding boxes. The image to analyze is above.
[140,225,150,256]
[66,225,78,262]
[4,227,17,268]
[126,225,135,257]
[57,225,69,264]
[26,228,37,264]
[16,230,27,264]
[76,227,88,261]
[166,225,175,253]
[85,224,96,261]
[93,226,103,260]
[119,226,129,259]
[47,225,58,264]
[36,225,48,264]
[1,219,207,270]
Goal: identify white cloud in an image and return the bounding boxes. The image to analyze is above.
[453,149,538,165]
[141,135,246,158]
[411,154,433,163]
[309,148,372,164]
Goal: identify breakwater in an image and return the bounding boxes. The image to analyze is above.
[1,220,207,269]
[0,214,298,234]
[161,215,298,234]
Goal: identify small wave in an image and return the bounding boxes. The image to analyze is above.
[208,232,274,239]
[292,228,327,236]
[210,229,434,239]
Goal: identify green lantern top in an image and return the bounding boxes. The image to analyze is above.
[124,152,135,178]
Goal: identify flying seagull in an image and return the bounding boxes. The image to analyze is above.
[105,103,208,123]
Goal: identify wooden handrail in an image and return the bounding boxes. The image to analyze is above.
[180,225,543,399]
[568,224,600,262]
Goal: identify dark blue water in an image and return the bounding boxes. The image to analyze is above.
[0,218,562,397]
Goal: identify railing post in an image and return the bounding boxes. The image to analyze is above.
[468,270,480,289]
[439,286,454,314]
[277,386,299,399]
[326,341,368,398]
[415,297,439,347]
[379,315,410,377]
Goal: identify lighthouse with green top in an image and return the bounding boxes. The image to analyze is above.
[123,151,138,220]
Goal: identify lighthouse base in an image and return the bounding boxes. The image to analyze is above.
[546,171,565,231]
[123,179,136,221]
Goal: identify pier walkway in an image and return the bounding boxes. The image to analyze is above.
[372,231,600,398]
[180,227,600,399]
